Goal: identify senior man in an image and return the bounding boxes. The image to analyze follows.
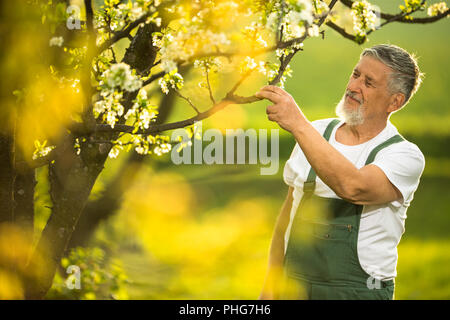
[256,44,425,300]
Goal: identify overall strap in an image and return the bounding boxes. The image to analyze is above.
[365,134,404,165]
[303,119,340,194]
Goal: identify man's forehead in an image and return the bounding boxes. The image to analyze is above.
[353,56,391,82]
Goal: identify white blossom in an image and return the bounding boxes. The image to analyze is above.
[101,63,142,92]
[266,0,316,41]
[125,89,158,130]
[32,140,55,160]
[351,0,378,36]
[154,143,172,156]
[159,78,169,94]
[240,56,257,73]
[108,144,123,158]
[427,2,449,16]
[158,72,184,94]
[257,61,268,75]
[152,33,163,48]
[135,145,147,155]
[313,0,329,14]
[308,25,320,37]
[256,36,268,47]
[106,110,117,128]
[266,12,279,31]
[161,59,177,73]
[49,36,64,47]
[139,109,155,129]
[129,5,144,21]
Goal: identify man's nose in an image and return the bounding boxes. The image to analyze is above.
[347,78,362,93]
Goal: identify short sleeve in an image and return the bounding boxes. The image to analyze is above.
[282,118,339,188]
[371,141,425,207]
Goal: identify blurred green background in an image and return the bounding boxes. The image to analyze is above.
[31,1,450,299]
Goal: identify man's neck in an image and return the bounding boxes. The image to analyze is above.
[336,118,388,146]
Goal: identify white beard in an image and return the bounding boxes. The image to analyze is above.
[335,94,365,126]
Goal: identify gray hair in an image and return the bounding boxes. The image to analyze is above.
[361,44,424,108]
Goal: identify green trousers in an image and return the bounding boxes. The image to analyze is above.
[282,119,402,300]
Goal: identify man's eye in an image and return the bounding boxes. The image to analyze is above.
[352,72,359,78]
[365,81,372,87]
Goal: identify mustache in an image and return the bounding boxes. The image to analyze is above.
[345,90,363,104]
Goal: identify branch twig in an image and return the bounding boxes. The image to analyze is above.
[205,66,216,105]
[339,0,449,24]
[326,21,362,43]
[97,13,152,53]
[174,89,201,114]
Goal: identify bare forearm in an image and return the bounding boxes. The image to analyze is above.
[267,211,289,268]
[256,85,402,207]
[260,187,293,299]
[291,121,362,200]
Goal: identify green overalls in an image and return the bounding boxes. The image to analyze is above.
[282,119,404,300]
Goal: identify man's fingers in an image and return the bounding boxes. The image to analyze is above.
[267,113,277,122]
[255,90,280,103]
[266,105,276,114]
[260,85,286,96]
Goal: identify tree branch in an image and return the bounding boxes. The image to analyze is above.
[97,0,180,53]
[228,69,254,96]
[318,0,339,26]
[326,21,362,44]
[15,151,58,171]
[142,71,166,86]
[83,0,94,32]
[205,66,216,105]
[268,0,339,86]
[69,92,259,137]
[174,89,201,114]
[340,0,449,24]
[97,13,152,53]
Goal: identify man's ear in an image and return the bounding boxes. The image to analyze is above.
[387,92,406,113]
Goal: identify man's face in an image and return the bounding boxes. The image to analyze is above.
[336,55,393,126]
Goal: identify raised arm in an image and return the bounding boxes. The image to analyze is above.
[256,85,403,206]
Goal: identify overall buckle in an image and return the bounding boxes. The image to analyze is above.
[303,181,316,194]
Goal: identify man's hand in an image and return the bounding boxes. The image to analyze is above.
[255,85,308,133]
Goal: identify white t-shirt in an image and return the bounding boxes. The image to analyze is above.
[283,118,425,281]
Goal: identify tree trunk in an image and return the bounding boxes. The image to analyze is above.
[24,22,159,299]
[14,152,36,234]
[67,151,145,249]
[0,132,15,224]
[25,134,109,299]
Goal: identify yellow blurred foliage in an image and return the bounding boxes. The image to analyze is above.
[119,168,273,298]
[0,224,34,275]
[0,223,49,300]
[15,72,84,161]
[0,270,24,300]
[2,1,85,163]
[207,104,248,134]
